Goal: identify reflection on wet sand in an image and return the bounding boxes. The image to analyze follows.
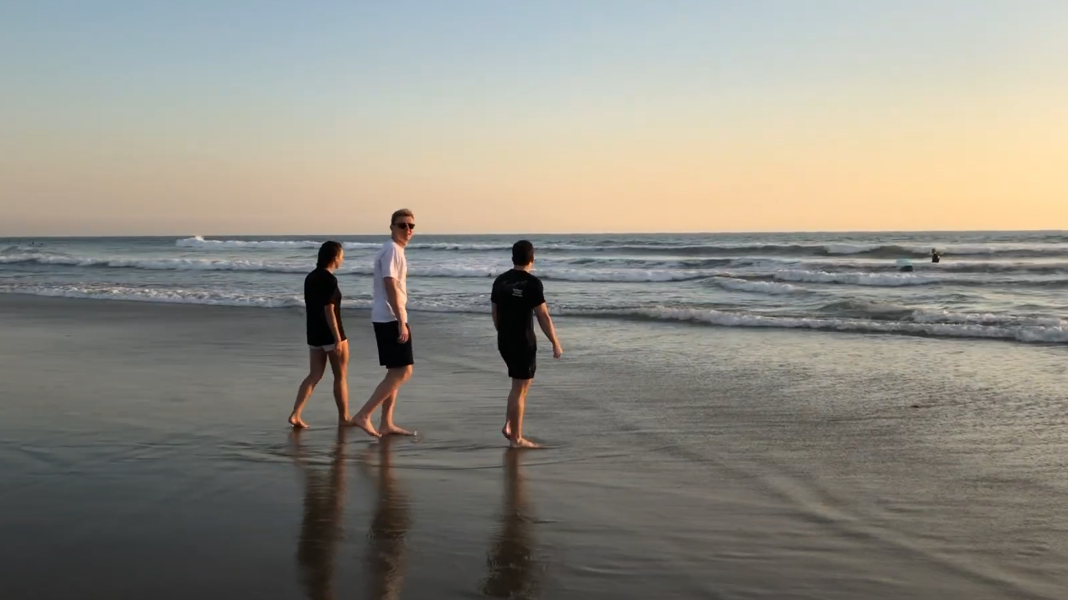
[291,427,348,600]
[362,434,411,600]
[482,449,540,599]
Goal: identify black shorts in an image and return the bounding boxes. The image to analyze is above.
[373,321,414,369]
[499,341,536,380]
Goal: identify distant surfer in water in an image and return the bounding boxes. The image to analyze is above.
[931,249,941,263]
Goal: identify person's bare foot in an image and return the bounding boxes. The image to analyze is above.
[380,424,414,436]
[510,437,540,449]
[349,414,382,438]
[502,423,511,440]
[288,414,309,429]
[338,415,355,427]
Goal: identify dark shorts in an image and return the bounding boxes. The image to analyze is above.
[499,341,536,380]
[373,321,414,369]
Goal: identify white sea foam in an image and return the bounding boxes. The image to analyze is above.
[768,268,1068,288]
[771,269,943,287]
[0,253,709,282]
[11,249,1068,289]
[710,277,801,295]
[5,284,1067,343]
[909,309,1068,329]
[0,254,309,272]
[174,236,1068,258]
[599,307,1068,343]
[14,249,1068,289]
[817,242,1068,257]
[0,284,308,308]
[0,284,485,315]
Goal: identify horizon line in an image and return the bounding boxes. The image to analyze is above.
[2,227,1067,239]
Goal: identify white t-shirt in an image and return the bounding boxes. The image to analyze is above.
[371,240,407,323]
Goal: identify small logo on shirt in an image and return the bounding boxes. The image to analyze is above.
[511,288,523,297]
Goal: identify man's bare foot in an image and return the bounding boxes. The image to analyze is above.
[502,423,511,440]
[380,424,414,436]
[349,414,382,438]
[338,415,355,427]
[510,437,540,449]
[288,414,309,429]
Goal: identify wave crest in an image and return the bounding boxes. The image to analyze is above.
[708,277,801,295]
[4,285,1066,344]
[589,307,1068,343]
[174,236,1068,258]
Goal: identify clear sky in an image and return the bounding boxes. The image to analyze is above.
[1,0,1066,235]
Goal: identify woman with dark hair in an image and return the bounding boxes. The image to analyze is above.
[289,241,350,428]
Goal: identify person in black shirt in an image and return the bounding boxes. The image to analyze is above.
[491,240,563,448]
[289,241,350,429]
[931,248,941,263]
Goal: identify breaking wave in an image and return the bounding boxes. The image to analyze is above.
[770,269,943,287]
[4,284,1067,344]
[174,236,1068,258]
[0,253,708,283]
[588,307,1068,344]
[707,277,801,295]
[10,252,1068,288]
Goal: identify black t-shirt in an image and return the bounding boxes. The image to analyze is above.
[305,268,346,346]
[491,269,546,348]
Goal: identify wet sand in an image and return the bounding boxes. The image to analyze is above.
[1,295,1067,599]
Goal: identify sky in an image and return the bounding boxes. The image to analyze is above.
[1,0,1066,235]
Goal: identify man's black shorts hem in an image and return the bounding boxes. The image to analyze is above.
[499,342,536,380]
[373,321,414,368]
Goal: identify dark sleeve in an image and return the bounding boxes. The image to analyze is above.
[527,278,546,308]
[326,275,340,305]
[305,276,323,306]
[490,278,500,304]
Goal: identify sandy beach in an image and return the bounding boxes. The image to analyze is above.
[2,294,1067,599]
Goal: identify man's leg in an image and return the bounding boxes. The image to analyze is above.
[379,384,414,436]
[351,365,412,438]
[290,349,328,428]
[505,378,536,448]
[327,341,351,424]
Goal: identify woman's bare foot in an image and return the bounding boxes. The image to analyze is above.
[288,414,309,429]
[380,424,414,436]
[349,414,382,438]
[509,437,540,449]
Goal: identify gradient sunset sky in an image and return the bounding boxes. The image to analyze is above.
[2,0,1065,235]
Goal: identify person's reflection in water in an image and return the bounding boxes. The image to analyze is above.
[481,449,540,599]
[291,427,348,600]
[362,434,411,600]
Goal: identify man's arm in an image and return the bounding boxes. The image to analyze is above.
[491,302,499,331]
[384,277,409,342]
[533,303,562,358]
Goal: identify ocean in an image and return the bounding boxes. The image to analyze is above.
[2,230,1068,344]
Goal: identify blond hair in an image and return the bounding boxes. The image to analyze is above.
[391,208,414,225]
